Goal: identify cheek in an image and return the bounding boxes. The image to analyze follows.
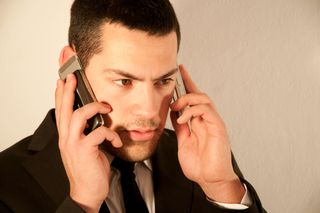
[87,80,127,126]
[100,96,129,129]
[97,91,129,124]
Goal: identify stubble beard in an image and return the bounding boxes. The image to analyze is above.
[102,116,165,162]
[105,129,163,162]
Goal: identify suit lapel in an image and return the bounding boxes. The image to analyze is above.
[22,110,69,205]
[152,130,194,213]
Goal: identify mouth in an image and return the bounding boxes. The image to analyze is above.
[125,129,157,141]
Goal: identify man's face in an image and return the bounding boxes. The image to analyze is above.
[85,23,178,161]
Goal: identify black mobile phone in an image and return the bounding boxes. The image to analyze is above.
[58,55,104,133]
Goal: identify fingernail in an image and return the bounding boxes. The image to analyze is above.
[101,102,111,110]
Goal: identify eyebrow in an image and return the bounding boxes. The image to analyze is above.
[104,68,178,81]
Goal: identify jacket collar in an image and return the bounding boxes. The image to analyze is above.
[22,109,69,205]
[152,130,193,213]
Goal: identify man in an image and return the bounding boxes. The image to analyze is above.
[0,0,265,212]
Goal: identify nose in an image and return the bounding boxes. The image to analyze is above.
[132,85,159,119]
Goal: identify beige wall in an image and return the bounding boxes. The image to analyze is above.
[0,0,73,148]
[1,1,320,212]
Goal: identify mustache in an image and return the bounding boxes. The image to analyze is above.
[127,119,159,128]
[115,119,160,131]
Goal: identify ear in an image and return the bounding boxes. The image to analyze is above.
[59,46,76,67]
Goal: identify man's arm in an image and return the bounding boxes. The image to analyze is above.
[170,64,262,207]
[55,73,122,212]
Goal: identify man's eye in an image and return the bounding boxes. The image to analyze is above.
[156,78,174,86]
[114,79,132,86]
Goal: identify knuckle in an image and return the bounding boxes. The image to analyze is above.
[72,108,81,117]
[72,108,85,122]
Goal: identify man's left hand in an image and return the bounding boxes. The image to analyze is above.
[170,64,245,204]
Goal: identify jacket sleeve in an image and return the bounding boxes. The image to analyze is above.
[55,196,86,213]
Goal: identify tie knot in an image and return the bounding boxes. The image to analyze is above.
[112,157,135,174]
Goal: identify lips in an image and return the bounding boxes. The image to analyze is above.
[126,129,156,141]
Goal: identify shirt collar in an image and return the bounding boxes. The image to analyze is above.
[102,149,153,171]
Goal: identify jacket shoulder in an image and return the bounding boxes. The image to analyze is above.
[0,135,34,168]
[0,110,61,212]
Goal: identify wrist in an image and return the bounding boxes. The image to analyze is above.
[70,192,104,213]
[199,175,245,204]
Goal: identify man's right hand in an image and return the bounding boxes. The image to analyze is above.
[55,74,123,213]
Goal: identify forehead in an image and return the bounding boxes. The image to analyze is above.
[92,23,178,72]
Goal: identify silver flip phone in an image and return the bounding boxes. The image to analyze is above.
[58,55,104,133]
[173,69,187,116]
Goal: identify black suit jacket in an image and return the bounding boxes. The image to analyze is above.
[0,110,265,212]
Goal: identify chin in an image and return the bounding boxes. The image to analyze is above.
[115,143,158,162]
[103,130,162,162]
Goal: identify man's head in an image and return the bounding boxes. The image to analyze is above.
[68,0,180,69]
[60,0,180,162]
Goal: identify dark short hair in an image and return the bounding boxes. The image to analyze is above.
[69,0,181,68]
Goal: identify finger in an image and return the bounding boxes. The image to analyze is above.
[84,126,123,148]
[55,79,64,130]
[171,93,212,112]
[59,74,77,142]
[189,116,207,142]
[69,103,111,139]
[179,64,201,93]
[177,104,220,125]
[170,111,190,148]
